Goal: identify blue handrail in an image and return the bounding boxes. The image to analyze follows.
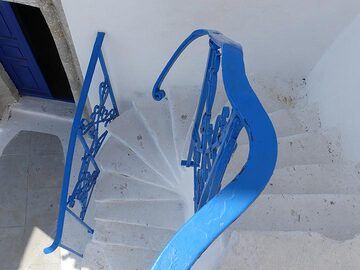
[152,30,277,269]
[44,32,119,257]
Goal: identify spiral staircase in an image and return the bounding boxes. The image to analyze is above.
[79,79,360,270]
[44,31,360,269]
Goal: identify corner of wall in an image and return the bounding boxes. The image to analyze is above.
[306,13,360,163]
[0,63,19,120]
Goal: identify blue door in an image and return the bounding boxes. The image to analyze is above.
[0,1,52,98]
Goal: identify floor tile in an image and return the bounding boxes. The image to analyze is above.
[30,132,63,155]
[28,154,64,189]
[26,188,60,227]
[0,155,28,190]
[0,188,27,227]
[0,227,25,269]
[2,131,31,156]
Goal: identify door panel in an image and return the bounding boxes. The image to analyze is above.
[0,1,52,98]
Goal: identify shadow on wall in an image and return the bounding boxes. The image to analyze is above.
[0,130,64,270]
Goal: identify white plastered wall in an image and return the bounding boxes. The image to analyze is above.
[307,13,360,163]
[60,0,360,107]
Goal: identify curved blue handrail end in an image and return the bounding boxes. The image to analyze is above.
[43,32,106,255]
[152,29,241,102]
[152,29,212,101]
[151,30,277,269]
[43,242,58,255]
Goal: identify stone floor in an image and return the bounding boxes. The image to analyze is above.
[0,130,64,270]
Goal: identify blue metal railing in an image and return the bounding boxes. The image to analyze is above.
[44,32,119,257]
[152,29,277,269]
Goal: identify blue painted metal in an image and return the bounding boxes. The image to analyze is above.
[0,1,52,98]
[44,32,119,257]
[152,29,277,269]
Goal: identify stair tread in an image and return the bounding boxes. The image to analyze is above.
[108,107,178,186]
[133,95,181,177]
[223,129,342,185]
[94,172,179,201]
[220,231,360,270]
[98,136,173,189]
[94,219,175,251]
[230,193,360,240]
[11,96,75,122]
[264,163,360,194]
[249,76,307,112]
[81,242,110,270]
[268,102,320,137]
[95,199,185,230]
[215,102,320,137]
[103,244,159,270]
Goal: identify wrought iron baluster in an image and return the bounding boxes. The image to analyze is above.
[151,29,277,269]
[181,39,224,211]
[44,32,119,257]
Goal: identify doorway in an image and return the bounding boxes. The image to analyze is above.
[0,1,74,102]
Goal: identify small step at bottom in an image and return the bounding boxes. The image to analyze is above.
[94,220,176,251]
[81,242,110,270]
[104,244,159,270]
[219,231,360,270]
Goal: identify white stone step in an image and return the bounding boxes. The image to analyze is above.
[223,129,342,184]
[98,136,173,189]
[249,76,307,113]
[104,245,158,270]
[133,95,181,177]
[95,200,185,230]
[81,242,110,270]
[168,84,308,165]
[264,163,360,194]
[213,102,320,138]
[230,194,360,240]
[269,103,320,137]
[219,231,360,270]
[216,75,307,114]
[11,96,75,122]
[94,220,175,251]
[94,172,180,202]
[263,129,341,167]
[108,107,178,185]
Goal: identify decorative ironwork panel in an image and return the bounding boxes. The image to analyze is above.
[44,32,119,257]
[182,106,236,211]
[179,39,243,211]
[67,81,118,220]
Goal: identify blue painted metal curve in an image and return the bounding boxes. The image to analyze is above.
[152,30,277,269]
[44,32,119,256]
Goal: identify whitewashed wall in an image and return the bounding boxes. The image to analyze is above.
[60,0,360,163]
[60,0,360,104]
[307,14,360,163]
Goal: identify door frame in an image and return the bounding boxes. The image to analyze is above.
[0,0,89,112]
